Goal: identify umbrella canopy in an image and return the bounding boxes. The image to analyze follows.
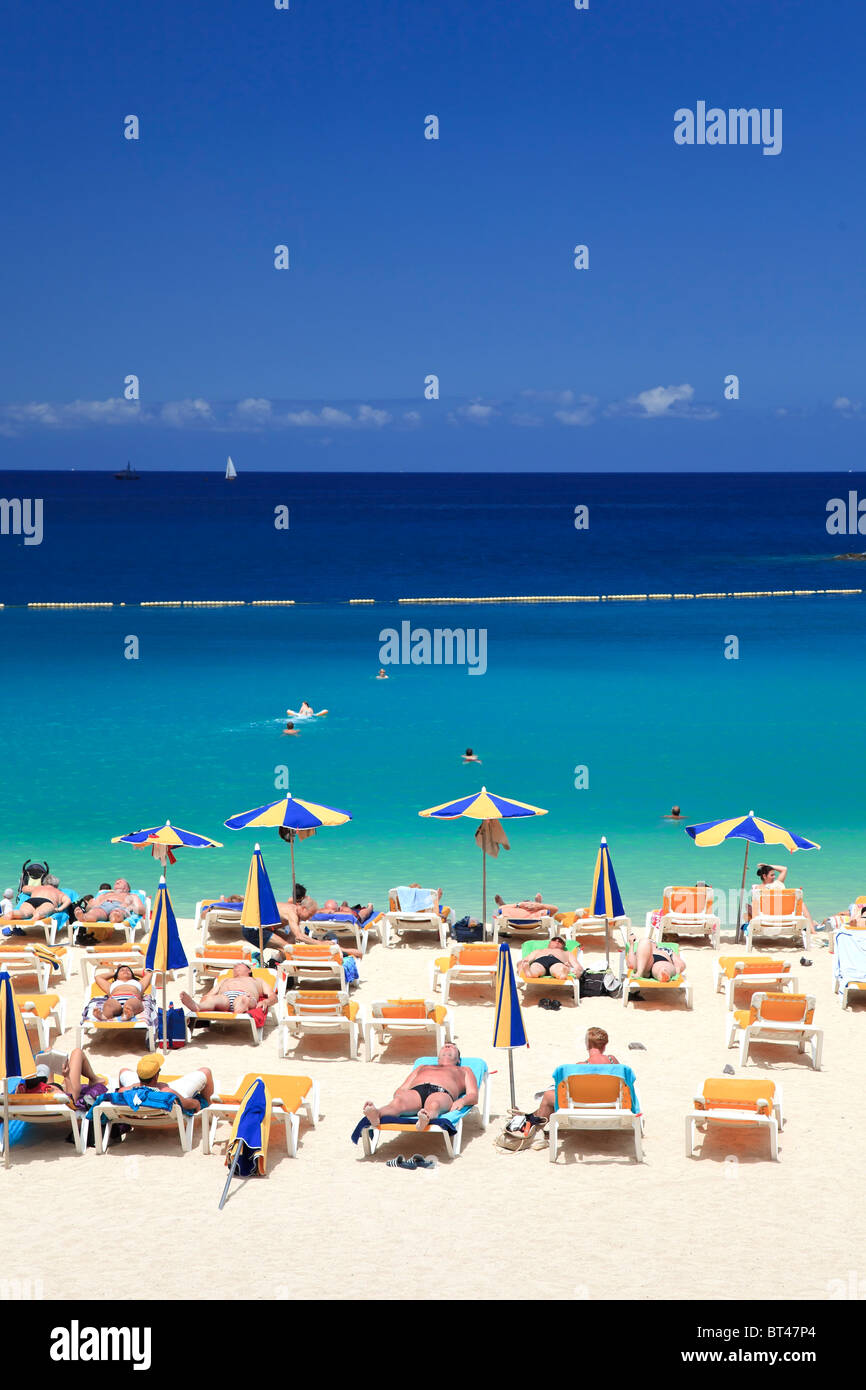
[589,837,626,969]
[112,821,223,868]
[225,794,352,898]
[219,1077,271,1208]
[145,877,188,1052]
[419,787,547,926]
[686,810,820,941]
[421,789,546,821]
[0,968,37,1169]
[239,845,282,961]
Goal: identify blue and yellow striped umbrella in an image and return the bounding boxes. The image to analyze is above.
[686,810,820,940]
[420,787,548,926]
[219,1077,272,1208]
[225,794,352,898]
[420,788,547,821]
[240,845,282,961]
[1,968,37,1168]
[492,943,527,1108]
[145,877,188,1052]
[112,820,223,868]
[589,837,625,968]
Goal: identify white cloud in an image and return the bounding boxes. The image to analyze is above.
[160,398,214,427]
[1,399,143,429]
[553,395,598,427]
[454,401,497,424]
[357,404,391,426]
[511,412,544,428]
[235,397,273,423]
[833,396,862,416]
[613,383,718,420]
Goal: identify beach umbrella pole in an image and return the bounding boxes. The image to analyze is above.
[3,1078,9,1170]
[218,1150,241,1210]
[162,974,168,1054]
[507,1049,516,1110]
[290,835,296,902]
[736,843,750,942]
[482,846,487,933]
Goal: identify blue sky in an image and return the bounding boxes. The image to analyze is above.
[1,0,864,470]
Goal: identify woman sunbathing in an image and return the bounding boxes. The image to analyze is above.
[626,936,684,983]
[93,965,153,1020]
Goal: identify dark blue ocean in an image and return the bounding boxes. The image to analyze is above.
[0,470,862,604]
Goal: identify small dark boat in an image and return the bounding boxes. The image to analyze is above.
[114,461,140,480]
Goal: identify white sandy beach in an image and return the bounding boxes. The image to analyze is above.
[3,914,862,1303]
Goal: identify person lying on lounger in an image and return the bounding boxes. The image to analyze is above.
[16,1047,107,1108]
[504,1027,620,1141]
[363,1043,478,1132]
[625,936,684,983]
[118,1054,215,1113]
[520,936,583,981]
[9,877,71,922]
[180,962,277,1016]
[80,879,146,924]
[93,965,154,1020]
[494,893,559,919]
[268,891,364,957]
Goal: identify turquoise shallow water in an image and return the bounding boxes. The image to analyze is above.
[2,595,863,922]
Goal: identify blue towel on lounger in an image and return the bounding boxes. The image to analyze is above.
[835,930,866,989]
[552,1063,641,1114]
[394,887,437,914]
[350,1112,457,1145]
[96,1086,210,1113]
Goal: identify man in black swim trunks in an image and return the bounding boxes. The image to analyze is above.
[10,868,70,923]
[520,935,583,982]
[362,1043,479,1133]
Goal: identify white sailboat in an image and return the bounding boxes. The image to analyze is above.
[225,455,237,481]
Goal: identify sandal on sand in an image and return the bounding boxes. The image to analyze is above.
[799,957,813,967]
[386,1155,417,1169]
[411,1153,438,1169]
[538,997,561,1011]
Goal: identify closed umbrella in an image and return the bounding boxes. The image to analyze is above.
[219,1077,271,1209]
[0,969,37,1169]
[492,942,528,1109]
[589,836,626,970]
[144,877,188,1054]
[239,845,282,963]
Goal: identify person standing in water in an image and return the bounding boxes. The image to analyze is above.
[463,748,481,764]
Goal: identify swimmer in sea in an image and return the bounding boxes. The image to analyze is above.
[463,748,482,764]
[376,668,389,680]
[282,720,300,736]
[286,702,328,718]
[663,805,684,821]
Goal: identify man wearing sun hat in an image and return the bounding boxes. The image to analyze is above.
[117,1053,214,1113]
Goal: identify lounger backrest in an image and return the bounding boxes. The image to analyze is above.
[284,989,352,1018]
[698,1078,774,1115]
[374,999,446,1022]
[664,886,712,915]
[752,887,802,916]
[557,1072,629,1109]
[456,944,499,965]
[8,1090,73,1109]
[751,992,814,1025]
[736,956,788,977]
[90,978,151,999]
[287,942,340,960]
